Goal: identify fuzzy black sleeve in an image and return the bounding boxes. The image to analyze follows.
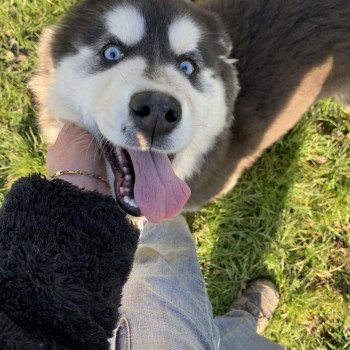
[0,174,138,350]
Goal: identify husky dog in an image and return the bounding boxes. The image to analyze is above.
[30,0,350,223]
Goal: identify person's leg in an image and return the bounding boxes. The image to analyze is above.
[115,216,217,350]
[114,216,283,350]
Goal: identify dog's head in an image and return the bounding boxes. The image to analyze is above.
[32,0,239,221]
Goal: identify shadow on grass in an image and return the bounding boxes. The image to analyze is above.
[18,104,42,139]
[188,119,305,316]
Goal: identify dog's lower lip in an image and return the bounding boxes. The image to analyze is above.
[104,142,141,216]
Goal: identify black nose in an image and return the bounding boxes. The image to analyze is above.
[129,91,182,142]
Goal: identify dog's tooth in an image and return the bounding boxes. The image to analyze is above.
[120,187,125,195]
[125,174,132,181]
[115,150,123,164]
[123,166,129,174]
[123,178,132,187]
[123,196,130,204]
[122,187,130,194]
[129,199,138,208]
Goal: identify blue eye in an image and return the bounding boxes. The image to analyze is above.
[180,60,196,76]
[103,45,123,61]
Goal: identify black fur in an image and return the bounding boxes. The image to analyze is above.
[186,0,350,207]
[0,174,138,350]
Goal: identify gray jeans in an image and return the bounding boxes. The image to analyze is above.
[113,216,283,350]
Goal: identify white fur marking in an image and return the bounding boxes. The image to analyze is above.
[168,17,201,55]
[105,5,145,46]
[218,38,232,54]
[219,55,238,65]
[136,132,151,148]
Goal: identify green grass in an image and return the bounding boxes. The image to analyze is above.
[190,101,350,349]
[1,1,350,349]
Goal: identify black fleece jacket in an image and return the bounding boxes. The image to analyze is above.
[0,174,138,350]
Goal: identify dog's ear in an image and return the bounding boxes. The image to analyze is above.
[200,8,236,61]
[29,26,62,147]
[36,26,57,75]
[218,32,233,56]
[29,26,56,99]
[218,32,238,65]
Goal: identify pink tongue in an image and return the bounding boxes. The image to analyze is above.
[128,150,191,223]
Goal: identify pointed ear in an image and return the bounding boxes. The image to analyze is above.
[217,30,239,65]
[36,26,57,75]
[208,12,234,57]
[29,25,57,108]
[219,32,233,56]
[29,25,62,147]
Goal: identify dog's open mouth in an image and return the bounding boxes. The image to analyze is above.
[104,142,191,223]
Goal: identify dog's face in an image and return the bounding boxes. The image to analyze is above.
[47,0,238,176]
[36,0,239,221]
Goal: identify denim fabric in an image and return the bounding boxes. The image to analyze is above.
[113,216,283,350]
